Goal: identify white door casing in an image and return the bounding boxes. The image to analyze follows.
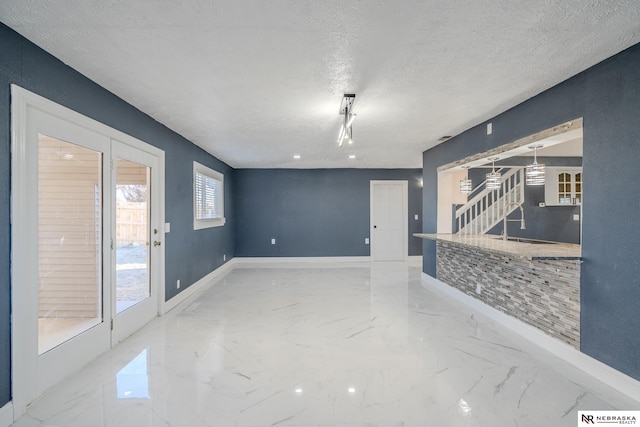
[370,180,408,261]
[11,85,165,418]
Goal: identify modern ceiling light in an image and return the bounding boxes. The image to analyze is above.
[338,94,356,148]
[486,157,501,190]
[344,125,353,145]
[460,166,472,194]
[526,145,545,185]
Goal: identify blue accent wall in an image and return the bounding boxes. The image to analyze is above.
[423,43,640,380]
[0,23,235,406]
[235,169,423,257]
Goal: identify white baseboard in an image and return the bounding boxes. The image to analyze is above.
[235,256,422,264]
[234,256,371,264]
[0,401,13,427]
[421,272,640,403]
[163,259,237,314]
[164,256,421,314]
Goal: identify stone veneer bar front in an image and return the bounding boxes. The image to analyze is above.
[416,234,581,349]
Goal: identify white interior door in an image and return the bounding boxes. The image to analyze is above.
[370,180,408,261]
[11,86,165,418]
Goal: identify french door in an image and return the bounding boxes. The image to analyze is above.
[11,86,164,417]
[111,140,161,344]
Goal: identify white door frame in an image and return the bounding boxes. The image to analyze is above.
[370,180,408,261]
[10,85,165,419]
[111,139,162,344]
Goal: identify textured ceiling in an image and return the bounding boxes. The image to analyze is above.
[1,1,639,169]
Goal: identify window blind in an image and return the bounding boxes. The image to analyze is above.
[194,171,222,220]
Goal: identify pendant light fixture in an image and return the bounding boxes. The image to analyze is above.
[338,94,356,147]
[486,157,501,190]
[460,166,472,195]
[526,145,545,185]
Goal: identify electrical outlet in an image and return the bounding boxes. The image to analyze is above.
[177,279,181,289]
[223,254,226,261]
[573,214,580,221]
[414,214,419,221]
[475,283,482,295]
[365,237,370,245]
[271,238,276,245]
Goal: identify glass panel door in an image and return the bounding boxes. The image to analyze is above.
[37,134,103,354]
[115,159,151,314]
[11,86,163,416]
[111,140,161,345]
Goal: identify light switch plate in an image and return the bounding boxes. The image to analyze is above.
[271,238,276,245]
[414,214,419,221]
[573,214,580,221]
[164,222,171,233]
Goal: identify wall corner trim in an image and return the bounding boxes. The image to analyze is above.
[0,401,13,427]
[420,272,640,403]
[163,259,237,314]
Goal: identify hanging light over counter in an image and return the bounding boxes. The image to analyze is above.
[486,157,501,190]
[526,145,545,185]
[460,166,472,194]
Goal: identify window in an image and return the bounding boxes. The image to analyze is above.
[193,161,225,229]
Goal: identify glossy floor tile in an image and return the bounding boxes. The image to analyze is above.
[12,261,638,426]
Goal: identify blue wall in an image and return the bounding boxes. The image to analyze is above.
[0,23,235,406]
[423,43,640,380]
[235,169,423,257]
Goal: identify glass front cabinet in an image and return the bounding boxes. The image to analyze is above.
[544,167,582,206]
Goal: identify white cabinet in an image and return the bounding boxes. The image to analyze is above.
[544,167,582,206]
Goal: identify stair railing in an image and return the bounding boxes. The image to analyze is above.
[456,168,524,235]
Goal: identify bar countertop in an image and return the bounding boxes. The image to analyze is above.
[413,233,582,261]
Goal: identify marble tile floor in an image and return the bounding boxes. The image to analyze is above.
[12,261,638,426]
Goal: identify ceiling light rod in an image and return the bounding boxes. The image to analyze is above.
[338,94,356,147]
[346,113,356,128]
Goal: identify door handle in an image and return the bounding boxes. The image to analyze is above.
[153,241,161,247]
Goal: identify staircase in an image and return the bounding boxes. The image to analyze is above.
[456,168,524,235]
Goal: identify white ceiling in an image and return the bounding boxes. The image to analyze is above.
[1,1,639,169]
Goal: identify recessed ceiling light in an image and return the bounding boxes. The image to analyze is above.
[349,155,356,159]
[293,155,301,159]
